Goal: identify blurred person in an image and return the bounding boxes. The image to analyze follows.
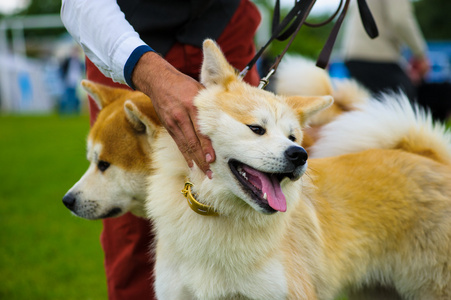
[342,0,430,101]
[60,0,261,299]
[59,45,83,114]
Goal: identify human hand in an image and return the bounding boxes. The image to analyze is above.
[409,56,430,84]
[132,51,215,179]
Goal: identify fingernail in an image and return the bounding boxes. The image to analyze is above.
[206,153,212,163]
[206,169,213,179]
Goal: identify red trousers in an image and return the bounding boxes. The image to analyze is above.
[86,1,260,299]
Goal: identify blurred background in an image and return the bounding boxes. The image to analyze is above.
[0,0,450,299]
[1,0,450,116]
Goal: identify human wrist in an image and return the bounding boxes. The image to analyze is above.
[132,50,199,98]
[124,45,156,89]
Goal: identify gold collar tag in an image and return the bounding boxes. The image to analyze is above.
[181,180,218,217]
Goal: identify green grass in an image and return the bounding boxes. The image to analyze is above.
[0,114,107,299]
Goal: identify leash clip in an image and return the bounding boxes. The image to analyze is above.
[238,66,249,80]
[258,68,275,89]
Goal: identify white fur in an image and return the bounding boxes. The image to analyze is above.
[274,55,370,128]
[311,93,451,160]
[275,55,333,97]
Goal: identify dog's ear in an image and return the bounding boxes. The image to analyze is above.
[124,100,159,136]
[285,95,334,126]
[81,80,129,109]
[200,39,237,87]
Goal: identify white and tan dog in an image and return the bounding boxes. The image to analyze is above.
[62,82,160,219]
[128,40,450,299]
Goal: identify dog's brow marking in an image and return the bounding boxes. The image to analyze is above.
[92,143,103,163]
[86,140,93,161]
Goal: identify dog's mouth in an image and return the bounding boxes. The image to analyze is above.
[99,207,122,219]
[229,159,293,214]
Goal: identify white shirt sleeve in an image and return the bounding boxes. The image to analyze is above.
[61,0,148,84]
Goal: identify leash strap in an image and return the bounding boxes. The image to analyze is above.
[316,0,378,68]
[357,0,378,38]
[239,0,315,80]
[239,0,379,89]
[315,0,351,68]
[257,0,317,88]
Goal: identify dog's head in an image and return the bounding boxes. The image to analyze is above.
[189,40,333,215]
[62,81,160,219]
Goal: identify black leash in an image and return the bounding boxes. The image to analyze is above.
[239,0,379,90]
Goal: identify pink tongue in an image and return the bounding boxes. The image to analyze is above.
[242,165,287,212]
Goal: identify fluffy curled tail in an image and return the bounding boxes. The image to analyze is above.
[310,93,451,165]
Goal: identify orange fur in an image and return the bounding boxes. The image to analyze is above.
[84,81,160,172]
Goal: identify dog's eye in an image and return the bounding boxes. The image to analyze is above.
[288,135,296,142]
[98,160,110,172]
[247,125,266,135]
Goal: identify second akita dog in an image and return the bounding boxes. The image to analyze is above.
[62,81,160,219]
[125,40,450,299]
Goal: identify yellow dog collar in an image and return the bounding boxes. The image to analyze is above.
[181,180,218,217]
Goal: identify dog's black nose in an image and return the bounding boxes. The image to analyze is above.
[285,146,308,167]
[62,193,76,210]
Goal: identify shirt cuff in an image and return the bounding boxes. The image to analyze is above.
[123,45,156,89]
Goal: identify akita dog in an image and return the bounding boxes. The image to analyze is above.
[121,40,449,299]
[62,81,160,219]
[62,56,361,220]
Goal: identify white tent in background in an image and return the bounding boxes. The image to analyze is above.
[0,14,64,113]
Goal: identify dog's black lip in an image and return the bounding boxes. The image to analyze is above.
[228,159,291,214]
[99,207,122,219]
